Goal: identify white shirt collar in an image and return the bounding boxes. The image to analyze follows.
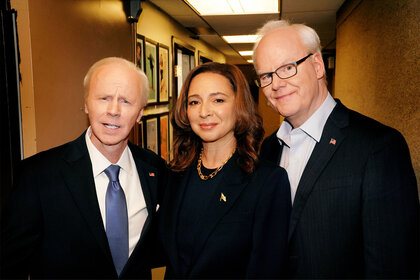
[277,93,336,144]
[85,126,133,177]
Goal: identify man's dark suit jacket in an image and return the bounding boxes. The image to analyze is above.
[158,155,292,279]
[260,100,419,279]
[0,132,167,279]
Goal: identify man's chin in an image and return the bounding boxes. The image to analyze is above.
[101,138,128,147]
[91,134,129,148]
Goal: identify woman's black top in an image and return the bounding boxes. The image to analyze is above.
[176,160,226,276]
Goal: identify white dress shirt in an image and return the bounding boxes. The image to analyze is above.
[85,127,148,256]
[277,93,336,203]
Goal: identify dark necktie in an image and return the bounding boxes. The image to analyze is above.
[104,165,128,276]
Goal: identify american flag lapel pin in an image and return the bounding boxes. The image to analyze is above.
[329,138,336,145]
[220,193,227,202]
[149,172,155,177]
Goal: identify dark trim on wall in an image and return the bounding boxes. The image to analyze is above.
[336,0,363,28]
[0,6,22,213]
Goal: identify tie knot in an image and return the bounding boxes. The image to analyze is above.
[104,165,121,182]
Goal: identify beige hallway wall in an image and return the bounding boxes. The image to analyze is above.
[12,0,132,157]
[335,0,420,185]
[12,0,226,158]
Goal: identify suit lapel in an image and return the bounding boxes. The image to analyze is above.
[59,133,112,258]
[162,167,193,272]
[261,131,283,165]
[131,149,158,244]
[190,156,249,266]
[288,101,349,241]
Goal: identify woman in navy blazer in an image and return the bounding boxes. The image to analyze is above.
[157,62,291,279]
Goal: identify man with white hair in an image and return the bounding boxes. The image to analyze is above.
[1,57,167,279]
[253,20,418,278]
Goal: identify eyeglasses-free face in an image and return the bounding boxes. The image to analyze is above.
[255,53,313,88]
[85,63,144,155]
[187,72,237,147]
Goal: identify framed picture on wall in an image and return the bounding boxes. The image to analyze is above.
[145,39,158,104]
[172,37,196,100]
[168,118,173,161]
[145,117,158,155]
[158,43,169,103]
[159,113,169,162]
[136,34,145,70]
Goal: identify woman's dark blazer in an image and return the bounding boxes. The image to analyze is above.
[157,155,291,279]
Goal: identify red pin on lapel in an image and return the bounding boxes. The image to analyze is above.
[329,138,336,145]
[149,172,155,177]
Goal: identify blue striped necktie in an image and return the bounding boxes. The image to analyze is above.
[104,164,128,276]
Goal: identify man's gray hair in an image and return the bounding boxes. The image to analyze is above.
[252,20,322,67]
[83,57,149,107]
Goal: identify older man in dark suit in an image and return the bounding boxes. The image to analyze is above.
[253,20,419,279]
[0,57,167,279]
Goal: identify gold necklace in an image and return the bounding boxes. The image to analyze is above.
[197,148,235,180]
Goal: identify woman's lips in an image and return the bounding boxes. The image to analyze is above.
[200,123,217,130]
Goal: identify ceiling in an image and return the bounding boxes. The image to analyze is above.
[148,0,345,64]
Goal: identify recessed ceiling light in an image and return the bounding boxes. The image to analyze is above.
[222,35,259,43]
[185,0,278,16]
[239,50,253,56]
[247,59,253,63]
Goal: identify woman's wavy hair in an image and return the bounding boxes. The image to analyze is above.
[170,62,264,173]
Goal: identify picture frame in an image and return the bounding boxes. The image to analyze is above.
[158,43,169,103]
[145,117,158,155]
[137,121,144,148]
[136,34,145,70]
[145,39,158,104]
[159,113,169,162]
[198,51,212,65]
[172,37,196,99]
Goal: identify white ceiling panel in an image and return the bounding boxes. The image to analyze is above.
[147,0,345,63]
[203,14,280,35]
